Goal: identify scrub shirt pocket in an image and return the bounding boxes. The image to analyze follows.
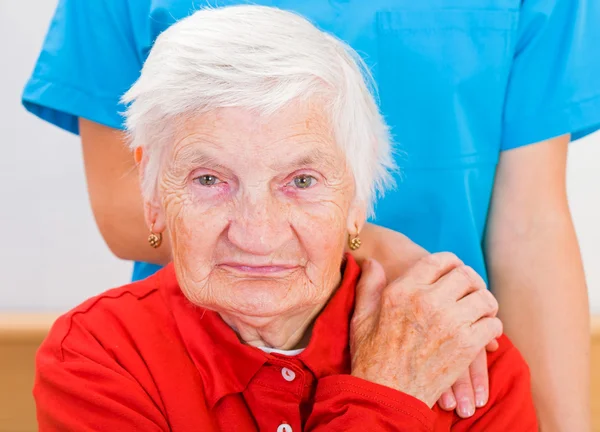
[375,9,518,168]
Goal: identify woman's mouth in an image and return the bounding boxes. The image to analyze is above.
[218,263,300,276]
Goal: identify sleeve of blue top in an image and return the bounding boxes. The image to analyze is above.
[21,0,144,134]
[501,0,600,149]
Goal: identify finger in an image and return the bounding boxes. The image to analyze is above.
[456,288,499,324]
[471,317,504,351]
[486,338,499,352]
[353,259,387,322]
[403,252,463,285]
[452,370,475,418]
[435,265,487,301]
[470,348,490,408]
[437,389,457,411]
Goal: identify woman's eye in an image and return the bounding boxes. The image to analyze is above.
[194,175,221,186]
[292,175,316,189]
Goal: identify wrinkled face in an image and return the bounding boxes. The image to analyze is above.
[148,101,365,324]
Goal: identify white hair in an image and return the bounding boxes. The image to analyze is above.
[122,5,395,215]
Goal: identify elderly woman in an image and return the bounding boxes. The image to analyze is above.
[34,6,537,431]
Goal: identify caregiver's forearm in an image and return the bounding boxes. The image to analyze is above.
[486,207,590,431]
[79,118,172,265]
[486,135,590,431]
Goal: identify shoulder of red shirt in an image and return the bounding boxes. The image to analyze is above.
[42,271,163,362]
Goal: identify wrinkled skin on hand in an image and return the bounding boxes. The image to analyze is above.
[350,253,503,408]
[351,226,499,417]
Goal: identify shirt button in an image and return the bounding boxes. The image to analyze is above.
[281,367,296,382]
[277,424,292,432]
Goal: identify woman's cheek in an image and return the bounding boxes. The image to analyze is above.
[173,206,228,283]
[180,197,229,241]
[293,202,347,256]
[167,190,227,253]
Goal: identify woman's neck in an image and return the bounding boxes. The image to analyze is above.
[221,304,323,350]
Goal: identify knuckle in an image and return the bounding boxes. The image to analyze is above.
[492,317,503,336]
[468,267,487,290]
[419,252,454,271]
[457,265,477,286]
[411,252,463,284]
[480,318,503,343]
[443,266,471,291]
[438,251,460,263]
[456,265,487,291]
[420,253,442,270]
[474,290,494,311]
[454,267,471,285]
[485,292,499,315]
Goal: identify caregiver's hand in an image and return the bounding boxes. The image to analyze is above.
[437,340,499,418]
[350,253,503,409]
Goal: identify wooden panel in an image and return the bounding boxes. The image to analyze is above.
[1,313,600,431]
[0,314,57,432]
[0,342,41,432]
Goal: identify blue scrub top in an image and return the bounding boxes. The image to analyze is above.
[23,0,600,283]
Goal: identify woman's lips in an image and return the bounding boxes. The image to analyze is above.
[219,263,299,276]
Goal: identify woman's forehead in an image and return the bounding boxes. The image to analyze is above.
[168,105,343,171]
[176,103,332,140]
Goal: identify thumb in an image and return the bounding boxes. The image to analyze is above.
[354,259,388,322]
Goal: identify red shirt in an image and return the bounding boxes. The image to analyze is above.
[35,256,537,431]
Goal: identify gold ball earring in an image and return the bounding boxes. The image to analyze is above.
[348,233,361,251]
[148,223,162,249]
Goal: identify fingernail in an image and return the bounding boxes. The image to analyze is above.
[475,386,487,408]
[459,399,475,417]
[442,393,456,409]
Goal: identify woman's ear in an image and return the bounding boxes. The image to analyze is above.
[144,196,166,234]
[346,199,367,234]
[138,148,166,233]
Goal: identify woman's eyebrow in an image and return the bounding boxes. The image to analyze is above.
[169,144,337,174]
[169,147,227,174]
[278,148,336,170]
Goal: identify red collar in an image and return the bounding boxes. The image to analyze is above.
[160,254,361,408]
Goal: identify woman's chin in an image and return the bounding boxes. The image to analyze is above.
[219,279,305,319]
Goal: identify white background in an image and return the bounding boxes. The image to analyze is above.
[0,1,599,312]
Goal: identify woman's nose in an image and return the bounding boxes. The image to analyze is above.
[226,194,293,255]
